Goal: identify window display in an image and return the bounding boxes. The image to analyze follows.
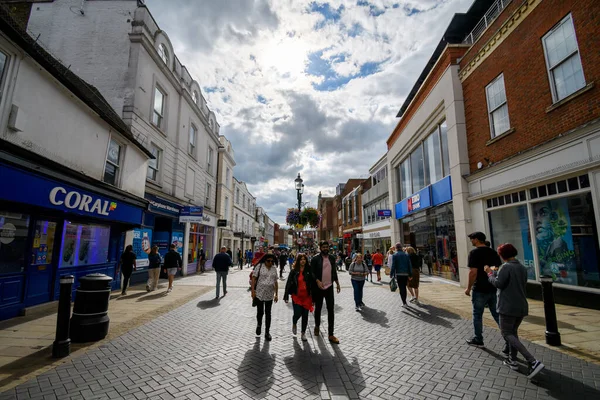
[59,221,110,268]
[0,212,29,274]
[31,220,57,266]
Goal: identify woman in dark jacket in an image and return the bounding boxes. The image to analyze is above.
[405,247,421,304]
[485,243,544,380]
[283,253,314,341]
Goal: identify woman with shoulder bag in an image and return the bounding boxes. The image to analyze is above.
[283,254,314,341]
[251,254,279,341]
[349,253,369,311]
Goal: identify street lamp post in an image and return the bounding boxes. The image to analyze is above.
[295,173,304,252]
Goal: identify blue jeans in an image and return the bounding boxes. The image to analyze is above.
[351,279,365,307]
[472,291,500,341]
[216,271,228,297]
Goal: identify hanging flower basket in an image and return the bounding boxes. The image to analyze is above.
[286,208,300,226]
[300,207,320,228]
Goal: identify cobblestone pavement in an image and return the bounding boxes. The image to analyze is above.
[2,267,600,400]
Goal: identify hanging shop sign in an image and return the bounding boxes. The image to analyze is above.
[217,219,227,227]
[179,206,204,223]
[1,163,143,225]
[145,194,181,217]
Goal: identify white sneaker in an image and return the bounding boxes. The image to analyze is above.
[167,287,172,293]
[402,304,408,308]
[409,296,414,302]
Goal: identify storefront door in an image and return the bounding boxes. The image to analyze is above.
[25,218,60,306]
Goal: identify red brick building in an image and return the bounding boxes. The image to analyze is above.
[462,0,600,306]
[317,192,335,243]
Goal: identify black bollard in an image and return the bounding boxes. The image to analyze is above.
[540,275,561,346]
[53,275,74,358]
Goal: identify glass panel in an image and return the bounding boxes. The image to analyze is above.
[547,182,557,196]
[103,162,117,185]
[400,159,411,200]
[519,191,526,202]
[579,174,590,188]
[533,193,600,288]
[487,199,492,208]
[107,139,120,165]
[486,75,507,111]
[530,188,538,199]
[59,222,110,267]
[553,55,586,100]
[567,177,579,191]
[154,88,164,116]
[538,185,547,197]
[0,212,30,274]
[491,104,510,137]
[32,221,57,265]
[440,121,450,177]
[410,145,425,193]
[189,126,196,146]
[489,205,536,280]
[492,197,498,207]
[512,193,520,203]
[557,180,568,193]
[498,196,505,206]
[544,18,578,69]
[0,51,8,87]
[423,130,443,185]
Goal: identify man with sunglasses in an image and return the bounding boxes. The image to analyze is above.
[310,241,341,344]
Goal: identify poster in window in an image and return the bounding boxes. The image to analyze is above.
[172,231,184,257]
[127,228,153,268]
[533,198,577,285]
[517,205,536,280]
[153,231,170,257]
[61,223,78,267]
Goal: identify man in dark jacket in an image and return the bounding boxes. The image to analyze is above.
[163,244,182,294]
[213,246,233,298]
[310,241,341,344]
[279,251,288,279]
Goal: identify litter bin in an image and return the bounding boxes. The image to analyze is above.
[70,273,113,343]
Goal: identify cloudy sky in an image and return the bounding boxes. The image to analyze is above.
[146,0,473,226]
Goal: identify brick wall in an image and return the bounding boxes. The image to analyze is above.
[462,0,600,173]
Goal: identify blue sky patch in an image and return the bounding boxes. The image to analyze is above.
[347,23,363,37]
[204,86,225,93]
[257,95,267,104]
[309,2,344,29]
[405,6,422,16]
[357,1,385,17]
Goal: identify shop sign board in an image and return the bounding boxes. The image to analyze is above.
[364,229,391,239]
[356,234,364,239]
[377,209,392,217]
[395,186,432,219]
[145,194,180,217]
[179,206,203,223]
[1,163,143,225]
[217,219,227,227]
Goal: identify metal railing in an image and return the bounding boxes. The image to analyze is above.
[463,0,512,45]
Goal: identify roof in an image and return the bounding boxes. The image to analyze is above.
[0,5,154,159]
[396,0,496,118]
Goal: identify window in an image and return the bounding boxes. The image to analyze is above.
[205,183,211,208]
[0,51,8,101]
[226,167,231,189]
[243,195,246,210]
[398,159,411,200]
[158,43,169,65]
[486,74,510,137]
[152,86,166,128]
[0,212,29,274]
[224,196,230,221]
[207,147,214,175]
[423,129,443,185]
[189,125,197,156]
[542,15,586,102]
[59,222,110,268]
[185,167,195,198]
[104,139,122,186]
[147,144,161,181]
[235,214,239,231]
[192,90,198,104]
[440,121,450,177]
[236,188,240,204]
[410,144,425,193]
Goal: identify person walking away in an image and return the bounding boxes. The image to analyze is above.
[390,243,412,307]
[237,248,243,269]
[198,248,206,273]
[310,241,341,344]
[252,254,279,341]
[349,253,368,311]
[485,244,545,379]
[213,246,233,298]
[119,245,136,295]
[147,246,162,292]
[226,247,233,260]
[405,247,421,304]
[284,254,314,341]
[336,254,344,271]
[371,249,384,283]
[288,252,294,269]
[162,244,182,294]
[385,247,395,282]
[364,251,373,282]
[279,251,288,279]
[464,232,502,347]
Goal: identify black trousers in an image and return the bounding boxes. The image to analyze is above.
[256,299,273,333]
[292,302,309,334]
[396,276,408,305]
[313,286,335,336]
[121,267,133,293]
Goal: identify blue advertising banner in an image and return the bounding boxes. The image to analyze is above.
[179,206,203,223]
[152,231,170,257]
[395,186,432,219]
[431,176,452,206]
[1,163,143,225]
[127,228,152,268]
[377,209,392,217]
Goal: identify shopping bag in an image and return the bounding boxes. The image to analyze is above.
[390,277,397,292]
[384,267,391,276]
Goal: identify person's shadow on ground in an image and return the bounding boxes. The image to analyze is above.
[401,303,459,329]
[316,337,366,397]
[238,338,276,399]
[197,297,220,309]
[360,306,390,328]
[283,338,321,396]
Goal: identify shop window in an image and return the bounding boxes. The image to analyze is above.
[103,139,122,186]
[542,14,586,102]
[59,221,110,268]
[31,220,57,266]
[489,205,536,280]
[532,192,599,288]
[486,74,511,138]
[147,144,161,182]
[0,212,29,274]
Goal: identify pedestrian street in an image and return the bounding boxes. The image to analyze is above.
[2,269,600,400]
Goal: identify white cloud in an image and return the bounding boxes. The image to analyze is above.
[145,0,473,225]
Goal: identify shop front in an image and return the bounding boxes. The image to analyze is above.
[0,161,146,321]
[362,228,392,256]
[181,208,217,275]
[395,176,458,282]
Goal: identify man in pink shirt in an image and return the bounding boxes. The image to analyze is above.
[310,241,341,344]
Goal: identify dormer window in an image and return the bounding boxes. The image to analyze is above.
[158,44,169,65]
[192,90,198,104]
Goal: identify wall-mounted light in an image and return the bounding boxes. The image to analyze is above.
[477,161,483,169]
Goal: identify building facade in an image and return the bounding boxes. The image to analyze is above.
[0,7,151,319]
[25,0,223,278]
[232,178,255,262]
[317,192,335,243]
[461,0,600,305]
[340,179,367,255]
[216,136,235,251]
[361,155,392,254]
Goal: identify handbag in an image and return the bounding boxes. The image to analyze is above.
[251,265,262,307]
[390,276,398,292]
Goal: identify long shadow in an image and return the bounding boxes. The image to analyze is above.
[283,338,321,396]
[315,338,366,397]
[400,303,458,329]
[360,306,390,328]
[532,366,600,400]
[237,338,275,399]
[115,291,147,300]
[197,297,221,309]
[136,291,168,301]
[524,314,584,332]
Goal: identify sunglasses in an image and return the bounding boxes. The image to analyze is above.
[264,259,275,263]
